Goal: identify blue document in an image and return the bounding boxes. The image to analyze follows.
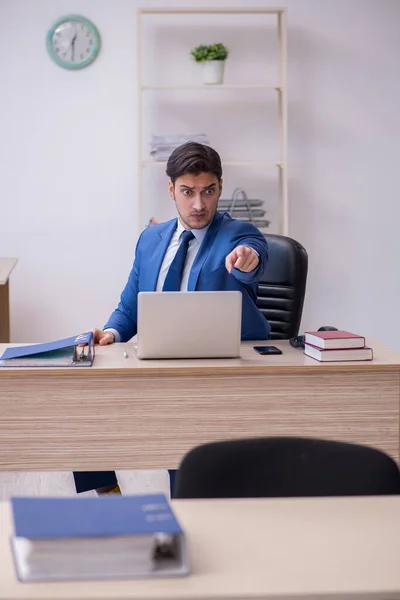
[11,494,183,539]
[10,494,190,582]
[0,331,94,367]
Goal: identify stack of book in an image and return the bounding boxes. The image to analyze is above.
[304,330,373,362]
[11,494,189,583]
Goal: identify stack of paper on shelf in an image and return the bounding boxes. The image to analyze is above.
[150,133,209,161]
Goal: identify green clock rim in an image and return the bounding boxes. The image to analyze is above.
[46,14,101,70]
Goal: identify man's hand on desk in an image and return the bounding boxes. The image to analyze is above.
[91,328,115,346]
[225,245,259,274]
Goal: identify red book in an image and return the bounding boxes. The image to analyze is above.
[304,330,365,350]
[304,344,373,362]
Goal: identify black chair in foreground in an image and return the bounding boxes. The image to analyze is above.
[174,437,400,499]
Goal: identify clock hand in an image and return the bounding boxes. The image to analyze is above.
[71,33,77,61]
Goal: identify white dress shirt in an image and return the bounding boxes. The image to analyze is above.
[106,221,209,342]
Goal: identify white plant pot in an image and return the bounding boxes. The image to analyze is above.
[202,60,225,85]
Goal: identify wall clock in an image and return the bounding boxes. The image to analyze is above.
[46,15,101,70]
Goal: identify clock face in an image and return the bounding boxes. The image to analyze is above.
[46,15,100,69]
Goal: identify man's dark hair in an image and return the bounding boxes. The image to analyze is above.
[166,141,222,185]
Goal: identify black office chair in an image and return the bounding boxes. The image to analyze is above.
[258,235,308,340]
[174,437,400,498]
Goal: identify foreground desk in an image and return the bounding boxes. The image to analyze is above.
[0,258,18,343]
[0,339,399,472]
[1,496,400,599]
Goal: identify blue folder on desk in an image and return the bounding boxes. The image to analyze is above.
[11,494,183,539]
[0,331,94,367]
[10,494,189,582]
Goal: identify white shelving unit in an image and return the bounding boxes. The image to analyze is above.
[137,7,288,235]
[141,84,282,90]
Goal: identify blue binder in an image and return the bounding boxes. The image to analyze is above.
[11,494,183,539]
[10,494,189,582]
[0,331,94,367]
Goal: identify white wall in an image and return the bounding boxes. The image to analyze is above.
[1,0,399,348]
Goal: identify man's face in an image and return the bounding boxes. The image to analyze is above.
[168,172,222,230]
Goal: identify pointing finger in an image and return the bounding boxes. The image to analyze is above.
[225,253,234,274]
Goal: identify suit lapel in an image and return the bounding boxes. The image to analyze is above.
[188,212,223,291]
[145,219,177,292]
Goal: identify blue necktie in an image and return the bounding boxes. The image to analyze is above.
[162,230,195,292]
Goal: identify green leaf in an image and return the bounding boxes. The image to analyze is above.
[190,43,229,63]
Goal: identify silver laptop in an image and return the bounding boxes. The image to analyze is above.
[136,291,242,359]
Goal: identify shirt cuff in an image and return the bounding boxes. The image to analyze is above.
[247,246,259,258]
[103,328,121,343]
[237,245,259,258]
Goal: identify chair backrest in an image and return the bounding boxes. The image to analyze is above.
[257,235,308,339]
[174,437,400,499]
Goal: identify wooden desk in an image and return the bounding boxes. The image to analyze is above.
[0,339,399,471]
[0,258,17,343]
[1,495,400,599]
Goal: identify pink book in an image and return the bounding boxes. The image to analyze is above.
[304,330,365,350]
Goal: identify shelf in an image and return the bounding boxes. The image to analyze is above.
[139,8,285,15]
[142,85,283,91]
[137,6,288,235]
[142,161,285,168]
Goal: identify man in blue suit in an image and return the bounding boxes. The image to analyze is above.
[73,141,271,495]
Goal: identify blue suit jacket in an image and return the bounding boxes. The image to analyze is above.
[104,212,271,341]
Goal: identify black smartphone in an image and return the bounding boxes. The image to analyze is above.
[253,346,283,355]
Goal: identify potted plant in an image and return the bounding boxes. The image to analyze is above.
[190,43,229,85]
